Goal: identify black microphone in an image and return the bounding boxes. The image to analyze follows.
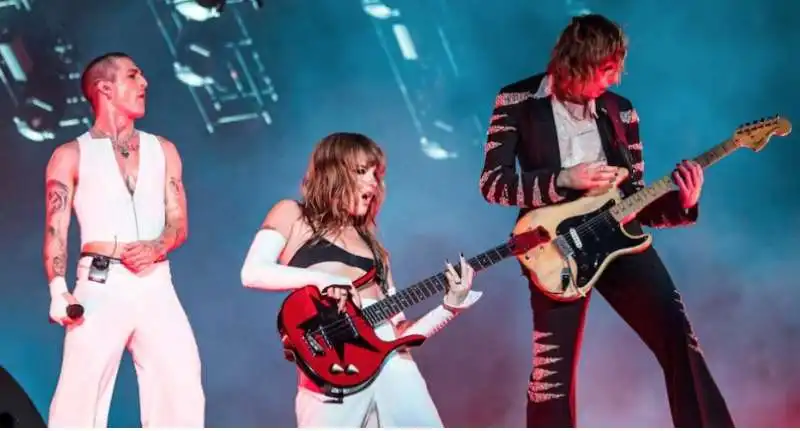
[66,304,84,319]
[49,303,85,324]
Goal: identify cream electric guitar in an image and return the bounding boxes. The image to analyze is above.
[513,115,792,302]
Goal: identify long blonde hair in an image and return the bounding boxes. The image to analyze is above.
[299,132,389,269]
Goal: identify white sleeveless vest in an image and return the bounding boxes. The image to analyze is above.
[73,131,166,246]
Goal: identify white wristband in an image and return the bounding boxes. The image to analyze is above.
[49,276,69,297]
[401,290,483,338]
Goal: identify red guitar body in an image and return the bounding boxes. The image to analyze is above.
[276,228,551,397]
[277,284,426,398]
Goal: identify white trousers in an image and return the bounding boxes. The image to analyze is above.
[295,319,443,428]
[48,256,205,428]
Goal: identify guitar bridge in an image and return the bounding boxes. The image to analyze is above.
[554,236,574,257]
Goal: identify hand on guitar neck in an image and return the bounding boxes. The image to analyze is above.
[616,159,703,223]
[555,160,704,224]
[672,159,704,210]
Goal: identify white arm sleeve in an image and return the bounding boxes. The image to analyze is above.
[240,229,352,291]
[399,290,482,338]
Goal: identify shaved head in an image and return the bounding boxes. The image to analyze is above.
[80,52,131,110]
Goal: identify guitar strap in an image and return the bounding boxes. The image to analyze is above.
[599,95,642,187]
[351,266,378,290]
[356,229,389,294]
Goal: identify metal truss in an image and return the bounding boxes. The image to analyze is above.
[363,0,486,160]
[146,0,277,133]
[0,1,91,141]
[0,0,30,11]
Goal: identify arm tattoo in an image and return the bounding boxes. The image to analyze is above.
[52,253,66,277]
[156,176,187,253]
[46,225,67,277]
[168,176,183,198]
[43,145,75,281]
[46,180,69,215]
[44,193,69,279]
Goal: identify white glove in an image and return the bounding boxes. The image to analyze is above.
[48,276,71,325]
[401,291,482,338]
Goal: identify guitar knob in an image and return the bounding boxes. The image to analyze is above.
[345,364,360,375]
[330,363,344,374]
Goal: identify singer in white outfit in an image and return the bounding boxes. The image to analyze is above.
[44,52,204,427]
[240,132,482,428]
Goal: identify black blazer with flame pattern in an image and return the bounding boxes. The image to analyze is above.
[479,73,698,232]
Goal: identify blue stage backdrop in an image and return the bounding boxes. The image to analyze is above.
[0,0,798,427]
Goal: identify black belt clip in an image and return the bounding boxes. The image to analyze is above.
[86,254,113,284]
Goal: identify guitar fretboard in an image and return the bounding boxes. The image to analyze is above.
[610,138,739,222]
[361,243,513,327]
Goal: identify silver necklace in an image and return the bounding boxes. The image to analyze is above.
[93,129,138,158]
[115,131,138,158]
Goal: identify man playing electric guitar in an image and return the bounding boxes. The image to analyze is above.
[479,14,734,427]
[241,132,480,428]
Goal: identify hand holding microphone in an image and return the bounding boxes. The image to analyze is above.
[48,276,85,326]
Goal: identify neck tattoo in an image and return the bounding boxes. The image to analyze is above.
[93,128,138,158]
[115,131,138,158]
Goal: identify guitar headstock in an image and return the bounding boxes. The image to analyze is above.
[509,226,550,255]
[734,115,792,152]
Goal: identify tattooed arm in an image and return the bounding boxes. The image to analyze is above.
[157,136,188,252]
[120,136,188,272]
[44,141,79,324]
[44,142,77,281]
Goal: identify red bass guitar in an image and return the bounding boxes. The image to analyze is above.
[276,228,548,398]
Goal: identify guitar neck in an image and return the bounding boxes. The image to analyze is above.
[610,138,739,222]
[361,242,514,327]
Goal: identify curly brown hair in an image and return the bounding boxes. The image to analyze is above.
[547,14,628,99]
[299,132,388,266]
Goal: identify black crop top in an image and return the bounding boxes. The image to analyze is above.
[288,237,375,273]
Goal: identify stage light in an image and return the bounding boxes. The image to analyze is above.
[173,43,215,87]
[420,136,457,160]
[362,0,398,20]
[564,0,591,16]
[13,95,61,142]
[1,28,70,142]
[12,68,68,142]
[174,0,225,22]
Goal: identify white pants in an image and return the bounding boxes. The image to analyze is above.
[295,320,443,428]
[48,256,205,428]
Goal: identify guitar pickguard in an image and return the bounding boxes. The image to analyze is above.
[297,295,380,360]
[277,286,419,398]
[554,201,647,287]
